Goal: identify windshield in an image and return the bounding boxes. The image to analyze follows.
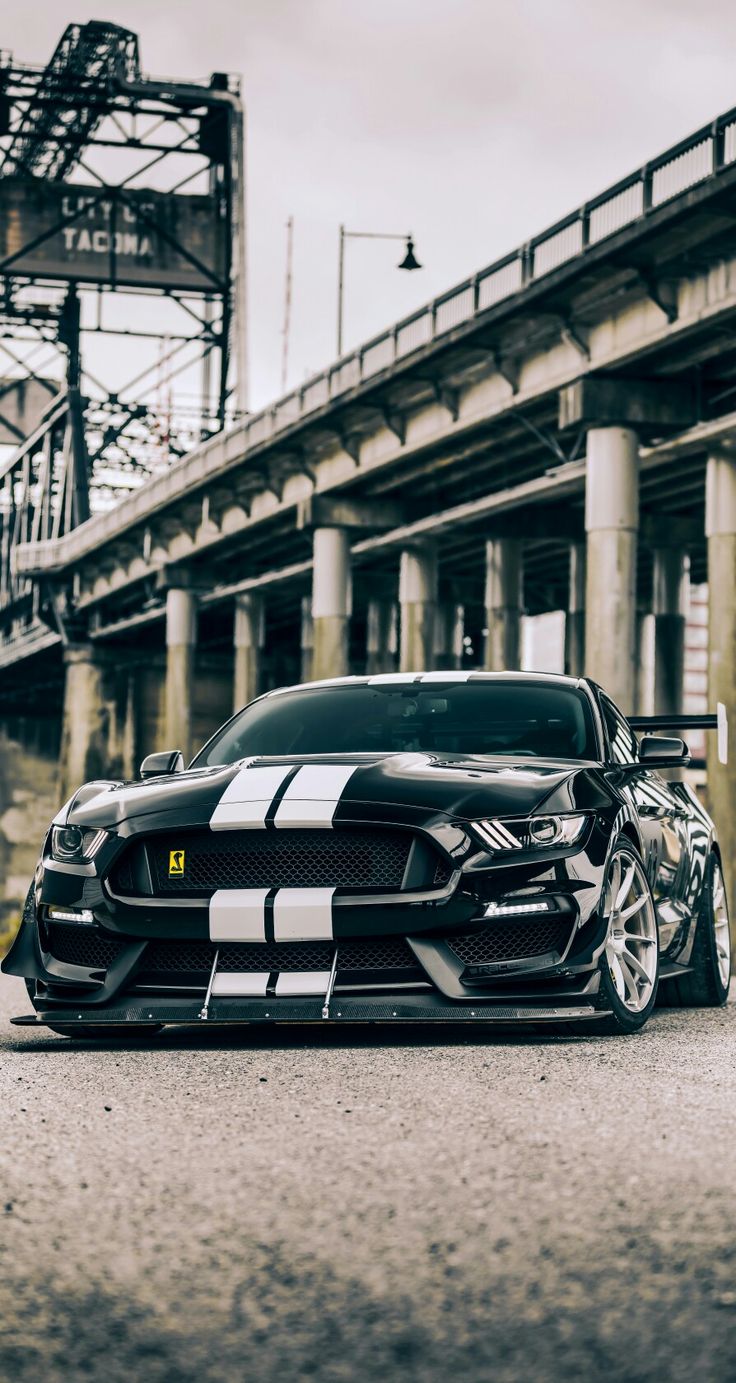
[194,680,599,766]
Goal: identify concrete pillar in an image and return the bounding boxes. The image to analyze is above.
[653,547,689,716]
[300,595,314,684]
[59,645,108,800]
[233,593,264,711]
[484,538,522,670]
[706,452,736,916]
[312,526,351,680]
[434,602,464,670]
[564,542,585,677]
[399,545,437,672]
[584,426,639,709]
[634,610,655,716]
[121,674,137,780]
[165,587,197,761]
[366,599,398,676]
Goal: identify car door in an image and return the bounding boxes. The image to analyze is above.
[598,692,690,954]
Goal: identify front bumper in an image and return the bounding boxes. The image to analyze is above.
[6,820,613,1027]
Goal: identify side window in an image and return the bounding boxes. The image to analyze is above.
[600,694,638,765]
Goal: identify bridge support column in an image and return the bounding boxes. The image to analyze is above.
[706,452,736,914]
[312,526,351,680]
[233,593,264,711]
[484,538,522,670]
[399,546,437,672]
[564,542,585,677]
[366,598,397,675]
[300,595,314,683]
[434,601,464,670]
[633,610,655,716]
[653,547,688,715]
[59,645,108,801]
[584,426,639,709]
[165,587,197,761]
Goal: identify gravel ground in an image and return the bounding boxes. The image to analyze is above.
[1,973,735,1383]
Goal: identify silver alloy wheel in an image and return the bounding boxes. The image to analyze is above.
[603,848,658,1013]
[712,858,731,989]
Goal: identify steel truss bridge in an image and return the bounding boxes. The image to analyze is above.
[0,18,245,633]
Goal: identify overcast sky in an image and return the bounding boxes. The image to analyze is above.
[5,0,736,410]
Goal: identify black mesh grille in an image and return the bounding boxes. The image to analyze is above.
[433,858,453,887]
[447,917,573,966]
[141,936,418,976]
[46,923,126,970]
[114,827,418,896]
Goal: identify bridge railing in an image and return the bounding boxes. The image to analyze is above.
[0,393,71,617]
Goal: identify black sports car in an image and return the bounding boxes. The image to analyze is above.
[4,672,731,1037]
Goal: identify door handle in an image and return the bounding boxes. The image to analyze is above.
[638,805,667,819]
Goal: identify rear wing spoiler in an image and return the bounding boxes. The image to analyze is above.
[628,703,728,764]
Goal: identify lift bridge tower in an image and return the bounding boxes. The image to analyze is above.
[0,20,246,638]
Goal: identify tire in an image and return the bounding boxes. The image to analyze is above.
[659,852,731,1008]
[44,1024,164,1039]
[594,836,660,1036]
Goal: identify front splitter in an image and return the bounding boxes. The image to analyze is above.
[15,991,607,1025]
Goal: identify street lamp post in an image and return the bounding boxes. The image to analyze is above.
[337,226,421,357]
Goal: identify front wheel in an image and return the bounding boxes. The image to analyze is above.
[595,838,659,1035]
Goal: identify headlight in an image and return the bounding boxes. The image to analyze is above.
[50,825,109,863]
[528,815,587,847]
[474,814,588,852]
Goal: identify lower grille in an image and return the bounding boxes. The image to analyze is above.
[447,916,573,966]
[43,925,420,981]
[141,936,418,976]
[45,923,126,971]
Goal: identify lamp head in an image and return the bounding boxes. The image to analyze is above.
[398,236,421,271]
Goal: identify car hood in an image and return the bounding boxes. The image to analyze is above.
[63,751,611,831]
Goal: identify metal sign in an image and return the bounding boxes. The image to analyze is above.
[0,180,226,291]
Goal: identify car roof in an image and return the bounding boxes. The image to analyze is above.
[265,671,589,697]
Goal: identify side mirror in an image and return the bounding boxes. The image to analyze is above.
[638,734,690,767]
[140,750,185,779]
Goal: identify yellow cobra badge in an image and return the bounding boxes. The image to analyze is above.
[169,850,186,877]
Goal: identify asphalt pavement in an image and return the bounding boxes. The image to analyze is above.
[1,973,735,1383]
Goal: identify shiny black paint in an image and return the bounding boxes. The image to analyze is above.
[3,674,720,1022]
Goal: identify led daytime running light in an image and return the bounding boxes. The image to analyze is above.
[484,901,552,917]
[47,907,95,925]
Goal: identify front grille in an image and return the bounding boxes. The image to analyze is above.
[45,923,126,971]
[113,827,418,896]
[447,916,573,966]
[141,936,418,976]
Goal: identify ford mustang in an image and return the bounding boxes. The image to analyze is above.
[3,672,730,1037]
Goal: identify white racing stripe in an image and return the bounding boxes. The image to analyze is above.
[274,971,332,996]
[211,972,270,997]
[273,763,359,828]
[210,762,293,830]
[210,888,269,941]
[366,672,417,684]
[209,971,332,999]
[419,671,471,682]
[273,887,335,941]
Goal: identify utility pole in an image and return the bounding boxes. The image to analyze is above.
[281,216,294,394]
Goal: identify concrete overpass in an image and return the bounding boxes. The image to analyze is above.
[2,104,736,892]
